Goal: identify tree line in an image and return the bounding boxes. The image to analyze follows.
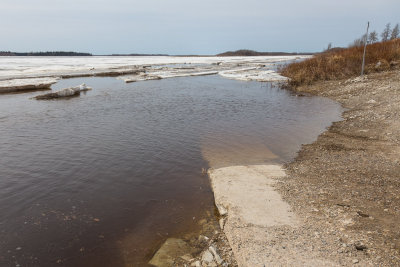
[0,51,92,56]
[352,22,399,47]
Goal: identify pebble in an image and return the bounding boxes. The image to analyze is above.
[352,259,359,264]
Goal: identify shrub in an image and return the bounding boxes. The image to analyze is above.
[280,39,400,87]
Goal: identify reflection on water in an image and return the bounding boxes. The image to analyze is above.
[0,75,342,266]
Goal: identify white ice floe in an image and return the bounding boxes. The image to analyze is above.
[0,55,310,88]
[34,83,92,100]
[121,70,219,82]
[0,77,59,93]
[155,70,219,79]
[219,69,288,82]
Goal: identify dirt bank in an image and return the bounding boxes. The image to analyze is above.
[277,69,400,266]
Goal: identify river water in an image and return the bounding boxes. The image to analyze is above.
[0,75,342,266]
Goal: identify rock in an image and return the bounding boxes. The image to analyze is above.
[366,99,376,104]
[191,261,201,267]
[354,243,367,251]
[149,238,193,267]
[180,254,193,262]
[209,246,223,264]
[201,250,214,264]
[216,204,227,216]
[34,83,92,100]
[352,259,359,264]
[219,218,225,230]
[374,60,390,71]
[198,235,209,243]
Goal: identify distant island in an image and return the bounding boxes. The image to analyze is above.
[216,49,313,56]
[0,49,313,57]
[0,51,92,56]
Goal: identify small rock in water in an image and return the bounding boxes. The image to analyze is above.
[216,205,227,216]
[201,250,214,263]
[179,254,192,262]
[198,235,209,243]
[209,246,223,264]
[149,238,193,267]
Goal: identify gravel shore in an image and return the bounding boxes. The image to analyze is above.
[278,69,400,266]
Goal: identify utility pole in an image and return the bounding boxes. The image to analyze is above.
[361,21,370,76]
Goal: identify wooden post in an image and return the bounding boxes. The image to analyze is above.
[361,22,370,76]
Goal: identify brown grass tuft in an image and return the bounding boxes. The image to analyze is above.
[281,39,400,87]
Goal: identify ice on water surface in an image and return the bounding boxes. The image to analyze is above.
[0,56,309,91]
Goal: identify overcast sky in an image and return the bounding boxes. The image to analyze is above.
[1,0,399,55]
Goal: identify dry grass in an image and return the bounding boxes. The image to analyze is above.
[281,39,400,87]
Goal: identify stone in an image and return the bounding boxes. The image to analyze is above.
[180,254,192,261]
[149,238,193,267]
[201,250,214,263]
[209,246,223,264]
[216,204,228,216]
[191,261,201,267]
[354,243,367,251]
[198,235,209,243]
[219,218,225,230]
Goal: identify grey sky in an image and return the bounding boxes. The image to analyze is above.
[1,0,399,54]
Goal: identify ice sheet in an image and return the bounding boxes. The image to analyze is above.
[0,77,59,93]
[0,55,309,88]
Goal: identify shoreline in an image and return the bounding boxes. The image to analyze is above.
[279,69,400,266]
[158,69,400,266]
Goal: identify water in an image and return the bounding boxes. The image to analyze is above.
[0,75,342,266]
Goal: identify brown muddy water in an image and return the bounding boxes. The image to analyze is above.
[0,75,342,266]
